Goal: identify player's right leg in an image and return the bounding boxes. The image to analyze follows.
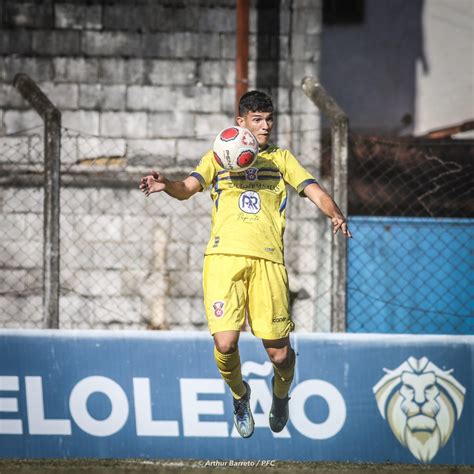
[213,331,254,438]
[213,330,245,398]
[203,255,254,438]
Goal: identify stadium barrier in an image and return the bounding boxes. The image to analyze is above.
[0,330,472,464]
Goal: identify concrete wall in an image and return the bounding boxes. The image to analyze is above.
[0,0,322,160]
[0,0,327,331]
[321,0,473,136]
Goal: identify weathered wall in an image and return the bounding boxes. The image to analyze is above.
[320,0,474,136]
[1,0,321,161]
[0,0,326,331]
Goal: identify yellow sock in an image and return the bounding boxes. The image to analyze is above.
[273,349,296,399]
[213,346,246,399]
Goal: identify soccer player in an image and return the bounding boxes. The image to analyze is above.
[139,90,351,438]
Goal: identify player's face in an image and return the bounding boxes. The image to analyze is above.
[237,111,274,147]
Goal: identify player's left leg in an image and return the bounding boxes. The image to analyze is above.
[263,337,295,432]
[246,258,295,432]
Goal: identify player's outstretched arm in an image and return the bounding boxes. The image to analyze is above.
[303,183,352,238]
[139,171,202,200]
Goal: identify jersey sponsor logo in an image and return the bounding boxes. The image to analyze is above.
[272,316,287,323]
[239,191,260,214]
[212,301,225,318]
[245,168,258,181]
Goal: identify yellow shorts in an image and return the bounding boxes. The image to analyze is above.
[203,254,294,340]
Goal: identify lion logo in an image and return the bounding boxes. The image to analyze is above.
[373,356,465,462]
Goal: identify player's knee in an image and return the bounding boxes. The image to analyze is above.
[268,346,292,367]
[214,339,238,355]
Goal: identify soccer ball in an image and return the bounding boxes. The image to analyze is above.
[213,126,258,172]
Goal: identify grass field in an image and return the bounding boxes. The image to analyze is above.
[0,460,473,474]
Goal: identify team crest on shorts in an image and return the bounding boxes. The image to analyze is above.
[212,301,225,318]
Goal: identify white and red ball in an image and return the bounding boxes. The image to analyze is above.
[213,126,258,172]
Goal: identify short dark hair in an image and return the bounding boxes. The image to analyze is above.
[238,90,274,117]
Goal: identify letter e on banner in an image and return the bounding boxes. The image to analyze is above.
[180,378,228,437]
[0,376,22,435]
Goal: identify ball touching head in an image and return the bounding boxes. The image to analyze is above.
[213,126,259,172]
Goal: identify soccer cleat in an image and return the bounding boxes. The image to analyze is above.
[269,376,290,433]
[233,381,254,438]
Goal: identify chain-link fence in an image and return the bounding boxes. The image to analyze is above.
[59,128,215,330]
[1,124,329,332]
[1,74,336,332]
[2,78,472,334]
[0,125,45,328]
[0,127,205,330]
[343,133,474,334]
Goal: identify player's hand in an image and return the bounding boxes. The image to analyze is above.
[139,170,166,197]
[332,216,352,238]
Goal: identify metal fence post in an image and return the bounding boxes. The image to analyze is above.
[301,76,349,332]
[13,73,61,329]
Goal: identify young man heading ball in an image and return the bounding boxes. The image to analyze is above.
[139,90,351,438]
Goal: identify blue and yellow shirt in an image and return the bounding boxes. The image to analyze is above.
[191,145,317,264]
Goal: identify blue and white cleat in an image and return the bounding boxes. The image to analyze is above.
[233,381,254,438]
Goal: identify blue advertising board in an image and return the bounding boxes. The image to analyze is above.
[0,330,472,464]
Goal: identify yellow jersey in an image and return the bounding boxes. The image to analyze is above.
[191,145,317,264]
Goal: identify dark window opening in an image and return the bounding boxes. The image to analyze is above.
[323,0,365,25]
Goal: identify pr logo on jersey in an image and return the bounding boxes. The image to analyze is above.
[245,168,258,181]
[212,301,225,318]
[239,191,260,214]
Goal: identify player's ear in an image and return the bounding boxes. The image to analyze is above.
[236,116,245,127]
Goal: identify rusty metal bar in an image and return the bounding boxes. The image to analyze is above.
[301,76,349,333]
[13,73,61,329]
[423,119,474,139]
[235,0,250,114]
